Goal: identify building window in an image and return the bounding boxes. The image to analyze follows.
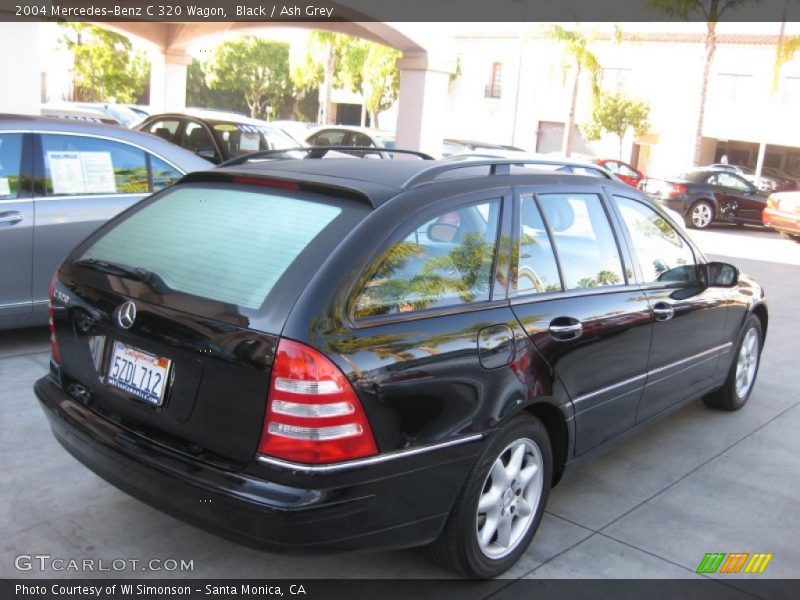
[715,74,753,103]
[601,68,631,93]
[782,77,800,105]
[485,62,502,98]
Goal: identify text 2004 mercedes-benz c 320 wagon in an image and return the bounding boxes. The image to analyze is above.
[35,157,767,578]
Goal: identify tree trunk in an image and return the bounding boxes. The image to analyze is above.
[319,45,335,125]
[772,3,787,92]
[360,97,367,127]
[619,134,624,161]
[370,111,379,129]
[692,25,717,166]
[562,64,581,157]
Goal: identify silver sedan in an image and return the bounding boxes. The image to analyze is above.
[0,115,211,330]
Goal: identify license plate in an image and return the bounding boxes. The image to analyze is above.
[106,341,171,406]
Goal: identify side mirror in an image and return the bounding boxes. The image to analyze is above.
[707,261,739,287]
[427,222,458,243]
[196,148,219,163]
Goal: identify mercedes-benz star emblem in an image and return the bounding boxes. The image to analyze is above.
[117,301,137,330]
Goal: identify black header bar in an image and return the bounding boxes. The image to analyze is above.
[1,0,799,22]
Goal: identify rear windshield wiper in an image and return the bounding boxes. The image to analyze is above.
[74,259,171,293]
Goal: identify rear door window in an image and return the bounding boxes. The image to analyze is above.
[538,193,625,289]
[79,185,347,309]
[350,132,375,147]
[179,121,215,152]
[709,172,751,192]
[313,129,347,146]
[617,163,639,178]
[353,200,502,319]
[144,119,181,143]
[40,134,149,196]
[0,133,23,199]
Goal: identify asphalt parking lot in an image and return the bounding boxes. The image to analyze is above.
[2,225,799,586]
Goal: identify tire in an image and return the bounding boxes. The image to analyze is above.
[779,232,800,243]
[704,314,763,411]
[686,200,714,229]
[426,415,552,578]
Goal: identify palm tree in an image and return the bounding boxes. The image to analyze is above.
[772,2,800,92]
[549,26,602,157]
[291,31,353,124]
[649,0,764,166]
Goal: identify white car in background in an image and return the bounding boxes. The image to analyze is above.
[305,125,398,157]
[270,120,318,143]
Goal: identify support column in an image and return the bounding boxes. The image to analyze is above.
[0,23,41,114]
[395,54,455,157]
[754,141,767,190]
[149,50,190,113]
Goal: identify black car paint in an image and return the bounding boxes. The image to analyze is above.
[36,164,768,552]
[645,171,768,225]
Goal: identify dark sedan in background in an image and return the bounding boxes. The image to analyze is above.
[0,114,211,330]
[639,169,767,229]
[136,109,299,164]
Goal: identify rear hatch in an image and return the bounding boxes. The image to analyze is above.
[53,180,369,466]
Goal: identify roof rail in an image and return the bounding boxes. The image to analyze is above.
[402,158,577,189]
[219,146,434,167]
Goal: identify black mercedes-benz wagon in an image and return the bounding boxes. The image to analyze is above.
[35,157,767,578]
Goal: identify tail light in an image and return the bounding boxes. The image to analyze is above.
[48,274,61,364]
[666,184,687,198]
[258,338,378,464]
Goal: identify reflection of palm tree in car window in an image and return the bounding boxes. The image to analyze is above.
[354,202,500,319]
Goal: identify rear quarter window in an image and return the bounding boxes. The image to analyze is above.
[353,199,502,320]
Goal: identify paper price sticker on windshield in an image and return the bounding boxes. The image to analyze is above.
[240,132,261,152]
[0,177,10,196]
[47,151,117,195]
[48,152,85,195]
[81,152,116,194]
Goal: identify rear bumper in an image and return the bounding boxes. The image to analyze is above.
[652,196,688,214]
[762,207,800,235]
[35,376,481,552]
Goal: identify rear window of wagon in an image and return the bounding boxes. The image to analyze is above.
[79,184,364,310]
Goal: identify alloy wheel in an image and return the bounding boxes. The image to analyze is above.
[475,438,544,559]
[735,327,759,398]
[691,203,713,228]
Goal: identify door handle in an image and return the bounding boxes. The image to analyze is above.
[549,317,583,341]
[0,211,23,225]
[652,302,675,321]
